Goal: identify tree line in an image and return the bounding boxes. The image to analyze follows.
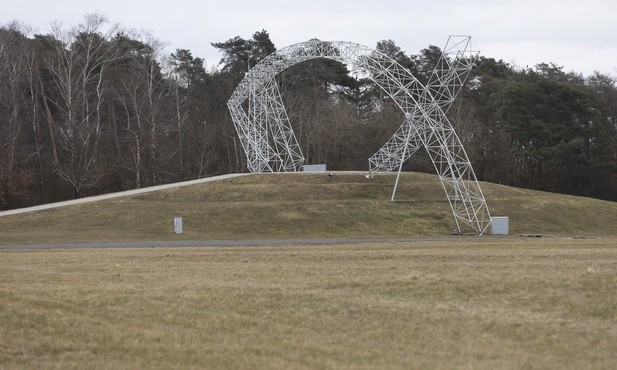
[1,15,616,210]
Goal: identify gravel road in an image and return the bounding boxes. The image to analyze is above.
[0,237,483,250]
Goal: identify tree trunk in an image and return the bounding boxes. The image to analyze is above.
[39,77,59,165]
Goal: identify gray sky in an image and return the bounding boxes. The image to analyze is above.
[3,0,616,77]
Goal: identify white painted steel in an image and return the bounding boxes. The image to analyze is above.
[227,37,491,235]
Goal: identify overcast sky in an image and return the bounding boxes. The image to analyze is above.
[3,0,616,77]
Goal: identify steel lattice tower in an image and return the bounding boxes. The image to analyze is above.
[227,36,491,235]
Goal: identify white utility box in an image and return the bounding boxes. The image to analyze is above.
[490,216,509,235]
[174,216,183,234]
[302,164,327,172]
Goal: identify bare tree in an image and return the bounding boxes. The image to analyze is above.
[43,14,125,197]
[137,37,170,185]
[113,33,171,188]
[0,25,36,206]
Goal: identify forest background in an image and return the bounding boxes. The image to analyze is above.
[0,14,615,210]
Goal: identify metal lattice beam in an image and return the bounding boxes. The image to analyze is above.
[227,37,491,235]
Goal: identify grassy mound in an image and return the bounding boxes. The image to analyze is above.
[0,172,615,244]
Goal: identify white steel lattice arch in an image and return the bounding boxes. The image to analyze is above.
[227,37,491,235]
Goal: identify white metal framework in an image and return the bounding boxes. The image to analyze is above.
[227,36,491,235]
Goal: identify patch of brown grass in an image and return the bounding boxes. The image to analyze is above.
[1,238,616,368]
[0,172,615,245]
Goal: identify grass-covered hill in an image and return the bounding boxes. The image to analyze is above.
[1,172,615,244]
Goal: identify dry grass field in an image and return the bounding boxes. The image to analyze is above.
[1,238,616,369]
[1,173,616,368]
